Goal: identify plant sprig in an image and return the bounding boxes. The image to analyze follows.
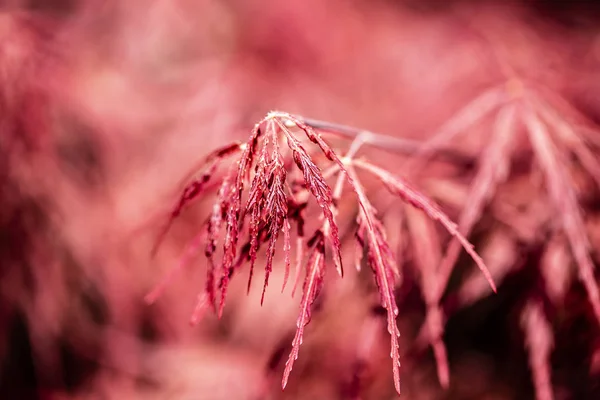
[146,111,496,395]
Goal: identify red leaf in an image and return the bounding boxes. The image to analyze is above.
[353,159,497,294]
[346,165,401,394]
[524,109,600,326]
[281,218,292,293]
[151,159,218,257]
[282,234,326,389]
[521,300,554,400]
[406,206,449,388]
[437,104,516,298]
[151,142,242,257]
[219,122,265,317]
[280,124,344,278]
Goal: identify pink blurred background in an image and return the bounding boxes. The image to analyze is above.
[1,1,600,399]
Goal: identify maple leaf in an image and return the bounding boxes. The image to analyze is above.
[521,300,554,400]
[147,111,495,395]
[282,231,326,389]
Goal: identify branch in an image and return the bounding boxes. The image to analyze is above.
[298,116,474,165]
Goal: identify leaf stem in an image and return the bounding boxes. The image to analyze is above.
[298,116,473,164]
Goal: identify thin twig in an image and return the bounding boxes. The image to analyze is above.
[298,116,474,165]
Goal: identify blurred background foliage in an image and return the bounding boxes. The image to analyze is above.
[1,1,600,399]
